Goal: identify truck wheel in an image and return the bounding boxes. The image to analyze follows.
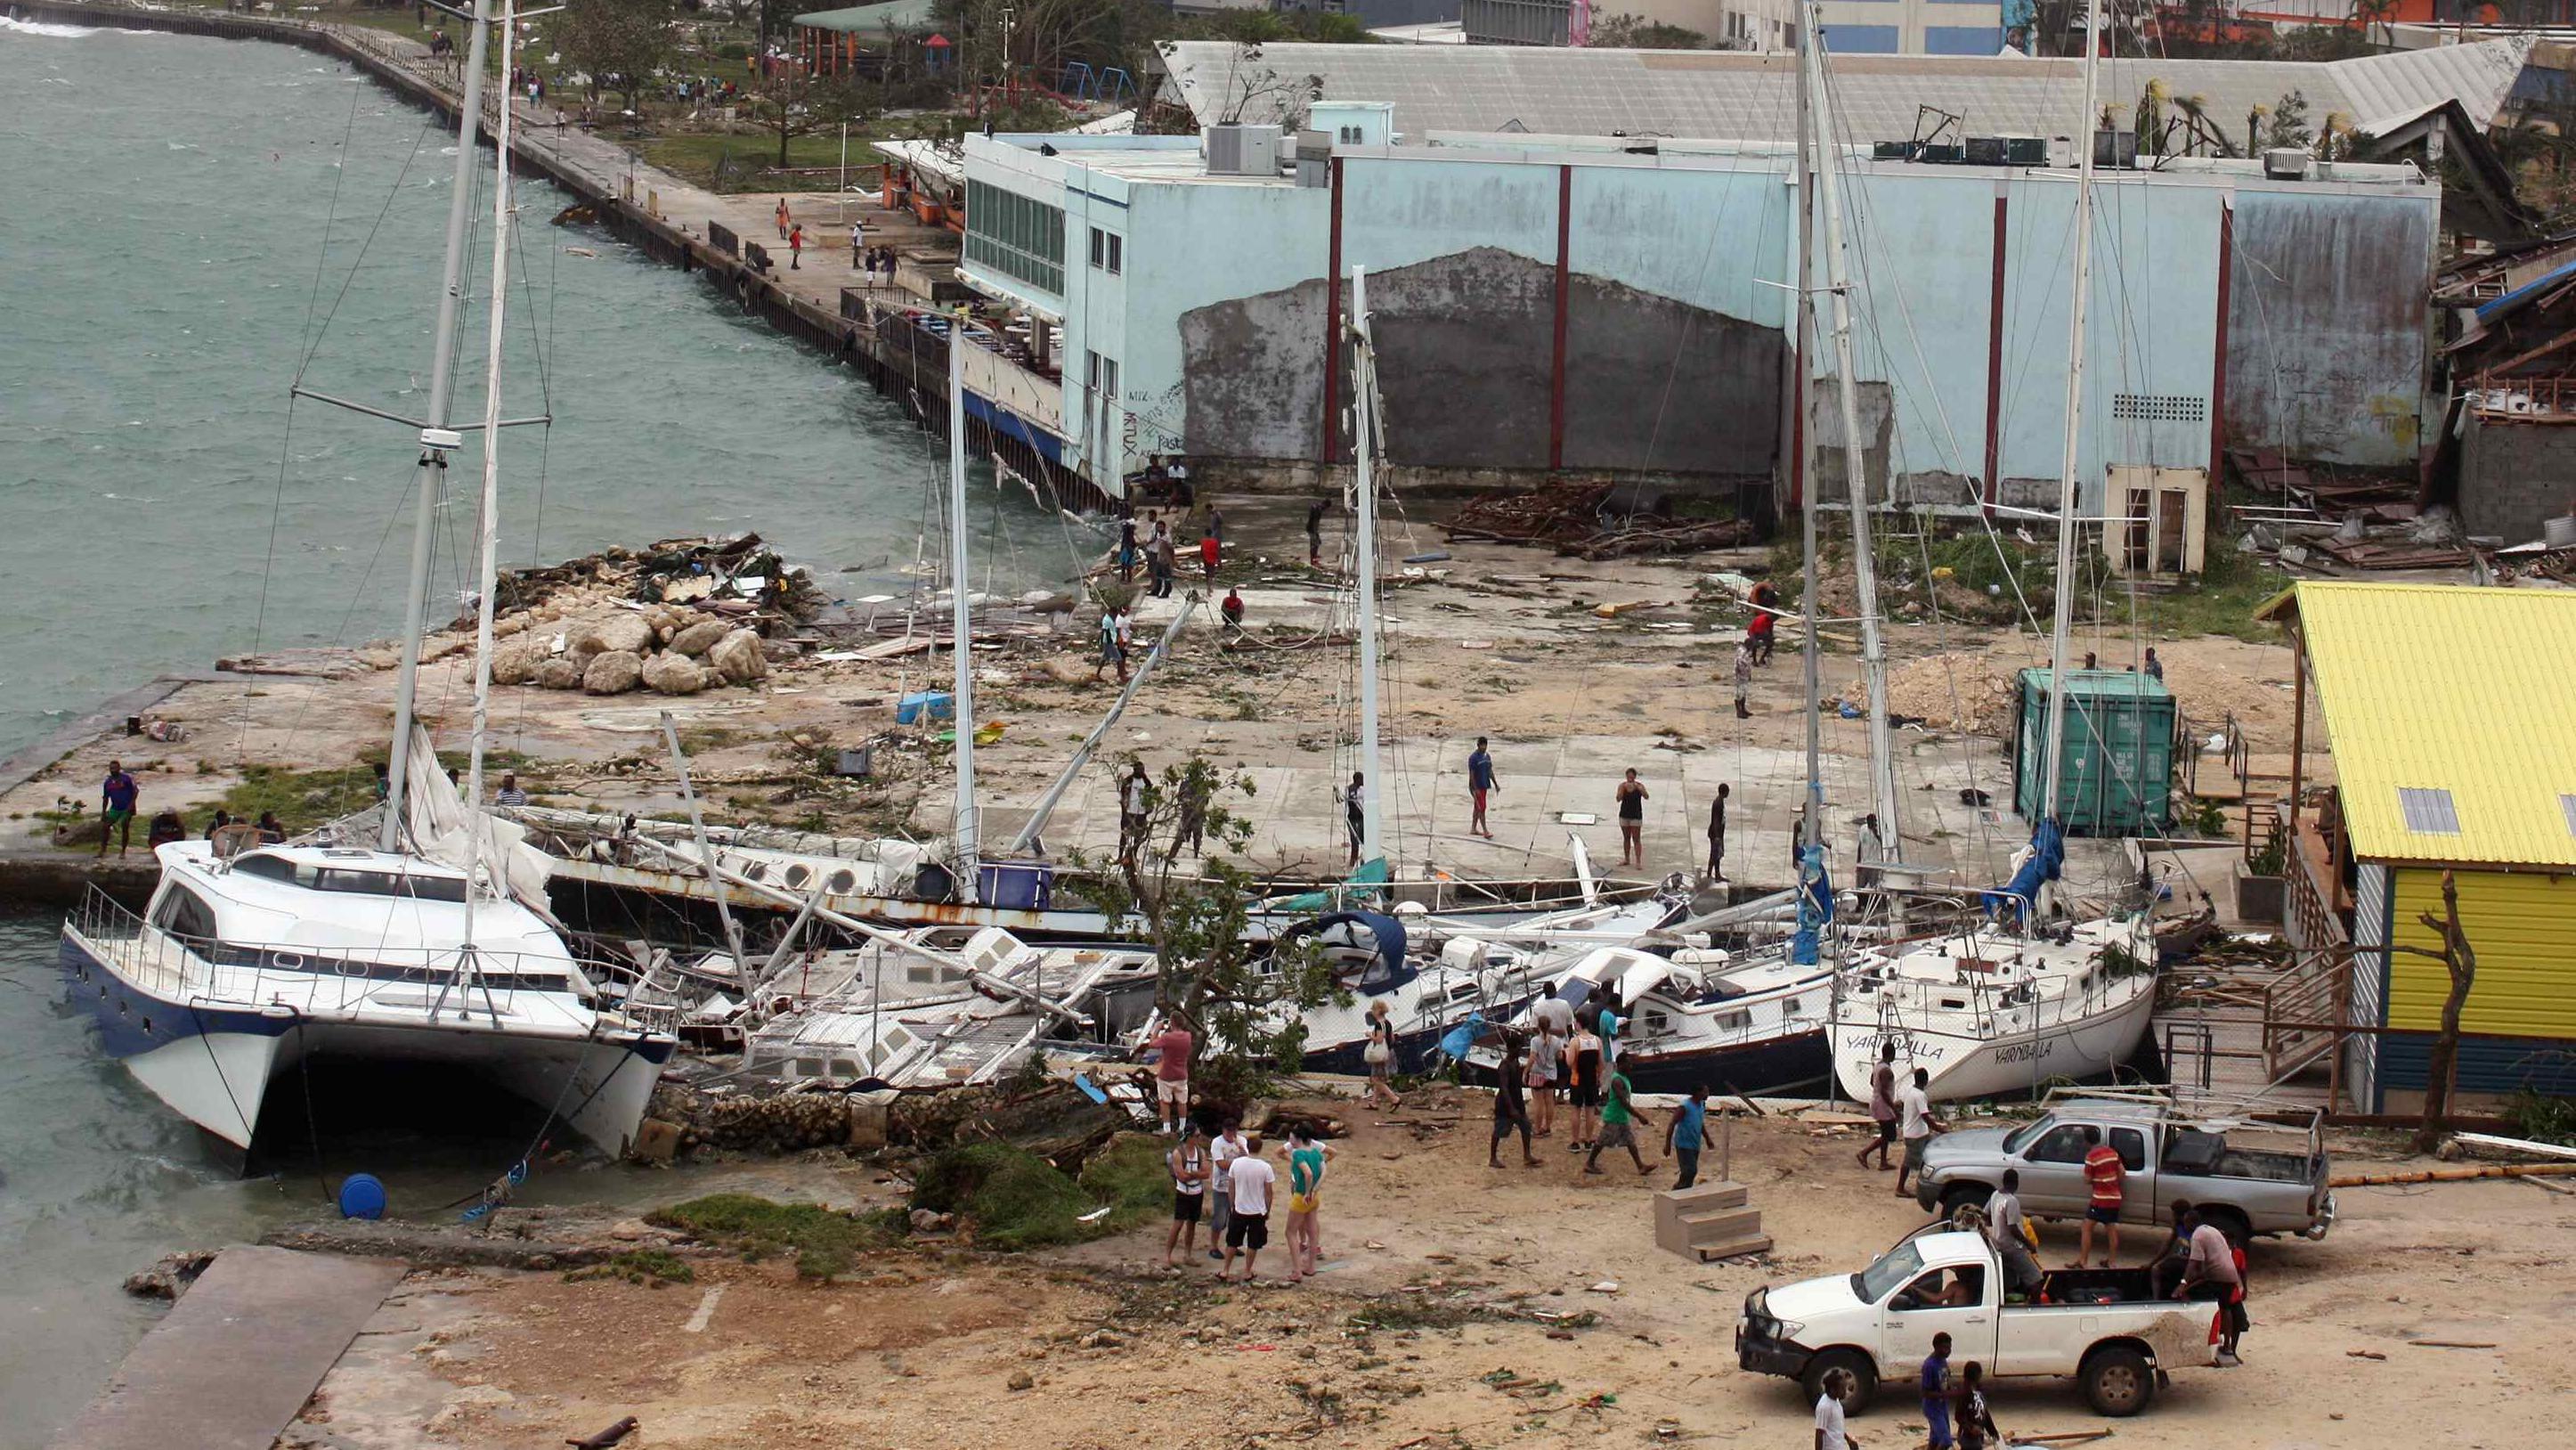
[2082,1345,2157,1417]
[2201,1207,2252,1248]
[1800,1349,1878,1415]
[1939,1184,1992,1225]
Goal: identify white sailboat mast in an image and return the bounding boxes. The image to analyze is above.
[1348,265,1386,865]
[459,0,523,947]
[383,0,500,849]
[1793,10,1824,865]
[948,311,980,901]
[2042,0,2110,826]
[1800,11,1902,859]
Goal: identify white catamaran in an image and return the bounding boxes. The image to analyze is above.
[59,0,674,1157]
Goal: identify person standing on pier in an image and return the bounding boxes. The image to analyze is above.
[1705,783,1728,881]
[1199,506,1223,579]
[98,762,139,858]
[1732,643,1754,719]
[1466,737,1498,840]
[849,217,865,269]
[775,197,792,240]
[788,224,803,269]
[1307,496,1329,567]
[1614,768,1648,869]
[1342,771,1368,868]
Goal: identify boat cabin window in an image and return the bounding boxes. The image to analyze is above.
[232,853,470,902]
[1713,1008,1752,1033]
[2025,1124,2093,1164]
[151,884,218,942]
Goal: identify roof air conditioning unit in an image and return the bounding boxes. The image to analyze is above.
[1205,123,1283,177]
[2263,147,2310,180]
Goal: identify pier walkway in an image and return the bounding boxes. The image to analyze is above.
[49,1246,405,1450]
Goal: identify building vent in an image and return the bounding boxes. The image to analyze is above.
[1205,124,1282,177]
[2110,394,2208,424]
[2398,786,2460,835]
[2561,792,2576,837]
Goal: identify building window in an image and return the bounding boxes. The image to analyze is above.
[2397,786,2460,835]
[1339,125,1363,143]
[964,177,1065,297]
[2560,793,2576,837]
[1085,350,1120,401]
[1088,225,1122,274]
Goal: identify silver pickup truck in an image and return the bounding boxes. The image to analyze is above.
[1912,1092,2336,1245]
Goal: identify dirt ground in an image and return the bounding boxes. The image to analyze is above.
[0,501,2325,900]
[290,1095,2576,1450]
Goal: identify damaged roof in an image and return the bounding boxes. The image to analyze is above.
[1157,37,2535,148]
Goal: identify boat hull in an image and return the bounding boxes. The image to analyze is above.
[61,925,672,1155]
[1606,1027,1832,1099]
[1831,973,2159,1103]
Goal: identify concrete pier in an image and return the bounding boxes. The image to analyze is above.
[49,1246,406,1450]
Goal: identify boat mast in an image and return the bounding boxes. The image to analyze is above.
[948,309,979,902]
[459,0,520,943]
[381,0,500,851]
[1348,265,1386,867]
[1793,4,1822,875]
[2041,0,2109,828]
[1800,11,1903,871]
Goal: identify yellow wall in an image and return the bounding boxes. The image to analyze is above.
[2387,868,2576,1036]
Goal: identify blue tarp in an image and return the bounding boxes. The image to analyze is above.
[1435,1010,1486,1063]
[1790,843,1835,966]
[1981,819,2065,925]
[1283,909,1415,994]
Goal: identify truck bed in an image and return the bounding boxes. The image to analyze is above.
[2028,1265,2158,1307]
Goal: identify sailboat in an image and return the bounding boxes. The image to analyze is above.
[1827,0,2160,1104]
[58,0,675,1157]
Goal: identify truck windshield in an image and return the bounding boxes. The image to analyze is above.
[2000,1117,2051,1154]
[1854,1242,1924,1303]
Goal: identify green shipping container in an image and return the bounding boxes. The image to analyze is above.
[2011,668,2174,837]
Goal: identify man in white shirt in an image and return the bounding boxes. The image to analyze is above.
[1223,1148,1277,1283]
[1813,1367,1861,1450]
[1206,1120,1247,1262]
[1986,1168,2044,1296]
[1895,1067,1947,1198]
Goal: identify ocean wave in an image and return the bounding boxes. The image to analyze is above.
[0,16,98,37]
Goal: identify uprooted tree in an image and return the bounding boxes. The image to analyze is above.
[1059,753,1340,1105]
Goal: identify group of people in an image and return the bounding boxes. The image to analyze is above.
[1116,759,1215,865]
[1480,991,1714,1189]
[1147,1017,1329,1283]
[1115,507,1223,597]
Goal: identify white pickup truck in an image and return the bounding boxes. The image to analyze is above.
[1735,1226,2221,1417]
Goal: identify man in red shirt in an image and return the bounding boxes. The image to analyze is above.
[1147,1006,1194,1136]
[2073,1125,2125,1267]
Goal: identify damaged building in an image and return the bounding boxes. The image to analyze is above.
[918,40,2531,518]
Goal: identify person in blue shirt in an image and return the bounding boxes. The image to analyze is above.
[1466,737,1498,840]
[98,762,140,858]
[1664,1084,1710,1190]
[1922,1332,1955,1450]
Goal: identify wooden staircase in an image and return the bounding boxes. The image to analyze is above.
[1654,1180,1773,1263]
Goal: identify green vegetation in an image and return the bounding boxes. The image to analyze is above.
[909,1136,1169,1250]
[2126,542,2288,644]
[213,764,379,834]
[2507,1087,2576,1147]
[647,1193,902,1280]
[565,1248,697,1286]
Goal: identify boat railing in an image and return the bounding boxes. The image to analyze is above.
[69,888,568,1018]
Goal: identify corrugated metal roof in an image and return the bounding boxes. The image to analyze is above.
[1157,37,2533,145]
[2263,581,2576,868]
[793,0,934,35]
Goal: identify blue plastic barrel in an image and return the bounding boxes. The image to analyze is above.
[337,1173,388,1221]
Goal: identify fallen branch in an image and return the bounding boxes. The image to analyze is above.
[2329,1162,2576,1187]
[2409,1340,2499,1350]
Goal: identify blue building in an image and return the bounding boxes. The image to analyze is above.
[927,108,2435,516]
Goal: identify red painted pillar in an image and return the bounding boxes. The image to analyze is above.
[1982,194,2008,517]
[1549,164,1572,471]
[1321,156,1345,464]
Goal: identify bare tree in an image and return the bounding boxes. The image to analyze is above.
[559,0,678,115]
[2392,869,2478,1155]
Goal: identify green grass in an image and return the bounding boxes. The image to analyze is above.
[647,1193,903,1280]
[213,765,380,835]
[565,1249,696,1287]
[634,127,908,194]
[909,1136,1170,1251]
[2127,542,2289,644]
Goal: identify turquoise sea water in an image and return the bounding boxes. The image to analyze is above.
[0,20,1065,1443]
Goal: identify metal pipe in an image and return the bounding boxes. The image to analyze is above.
[383,0,497,850]
[1006,596,1198,855]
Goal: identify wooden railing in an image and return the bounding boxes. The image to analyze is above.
[2263,945,2352,1081]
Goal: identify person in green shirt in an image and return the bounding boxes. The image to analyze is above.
[1583,1067,1657,1177]
[1281,1125,1330,1283]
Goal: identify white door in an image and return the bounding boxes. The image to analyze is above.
[1878,1266,1996,1384]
